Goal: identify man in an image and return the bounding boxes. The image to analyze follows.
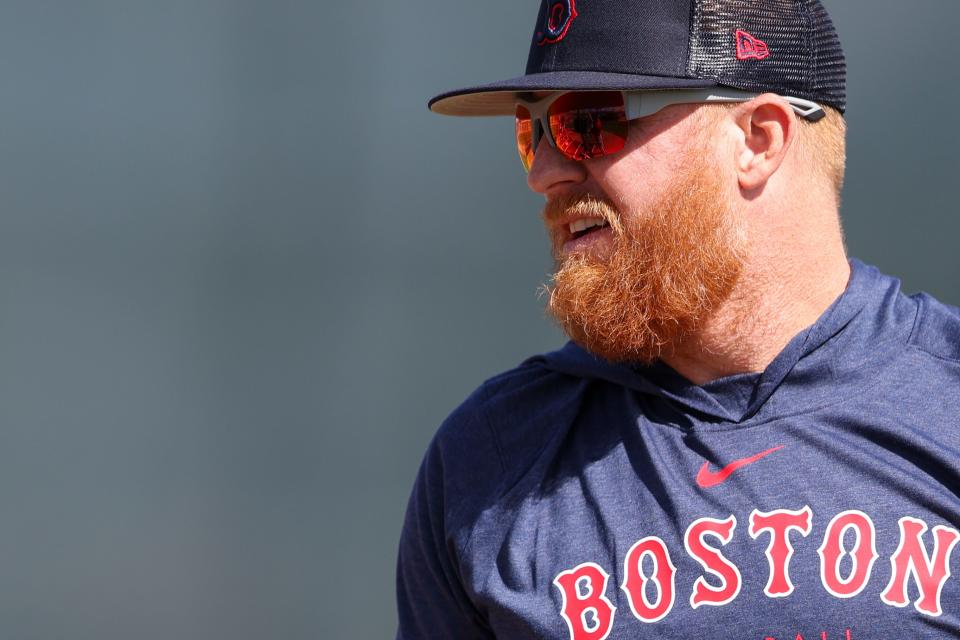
[397,1,960,638]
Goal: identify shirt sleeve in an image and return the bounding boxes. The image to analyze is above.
[395,416,497,640]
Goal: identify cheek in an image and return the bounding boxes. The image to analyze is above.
[588,113,721,214]
[594,147,680,213]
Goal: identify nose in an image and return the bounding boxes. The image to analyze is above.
[526,137,588,197]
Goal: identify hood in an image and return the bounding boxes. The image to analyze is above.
[529,258,917,425]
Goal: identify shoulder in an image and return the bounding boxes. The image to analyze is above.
[423,350,589,522]
[433,352,587,477]
[398,355,587,637]
[907,290,960,363]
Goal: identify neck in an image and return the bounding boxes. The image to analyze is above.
[661,204,851,386]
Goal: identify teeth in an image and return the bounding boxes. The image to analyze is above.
[569,218,608,234]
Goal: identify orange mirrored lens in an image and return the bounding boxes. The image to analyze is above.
[547,92,628,161]
[515,106,535,172]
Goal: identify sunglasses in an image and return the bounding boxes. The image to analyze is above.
[514,88,826,172]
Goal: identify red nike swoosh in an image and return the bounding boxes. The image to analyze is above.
[696,445,785,489]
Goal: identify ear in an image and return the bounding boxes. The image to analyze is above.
[732,94,797,192]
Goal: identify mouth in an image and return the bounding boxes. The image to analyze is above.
[542,194,619,258]
[568,217,610,240]
[559,216,613,256]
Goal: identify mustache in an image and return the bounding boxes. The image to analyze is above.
[541,193,623,232]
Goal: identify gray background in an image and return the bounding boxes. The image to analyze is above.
[0,1,955,638]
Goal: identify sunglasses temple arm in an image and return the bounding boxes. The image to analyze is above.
[784,96,827,122]
[625,90,827,122]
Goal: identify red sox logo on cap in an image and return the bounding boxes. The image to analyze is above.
[537,0,578,46]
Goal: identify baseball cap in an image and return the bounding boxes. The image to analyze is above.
[428,0,846,117]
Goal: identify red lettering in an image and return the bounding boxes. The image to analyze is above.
[553,562,616,640]
[685,515,742,608]
[620,536,676,623]
[881,516,960,616]
[749,506,813,597]
[817,510,878,598]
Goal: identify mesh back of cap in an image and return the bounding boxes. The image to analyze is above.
[687,0,846,113]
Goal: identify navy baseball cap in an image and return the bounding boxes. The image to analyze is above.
[429,0,846,116]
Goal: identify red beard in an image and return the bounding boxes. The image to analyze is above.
[543,155,746,364]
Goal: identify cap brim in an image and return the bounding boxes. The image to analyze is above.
[428,71,718,116]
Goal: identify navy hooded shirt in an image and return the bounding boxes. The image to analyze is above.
[396,258,960,639]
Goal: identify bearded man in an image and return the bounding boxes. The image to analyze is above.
[396,1,960,638]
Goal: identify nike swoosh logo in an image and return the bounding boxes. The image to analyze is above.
[696,445,785,489]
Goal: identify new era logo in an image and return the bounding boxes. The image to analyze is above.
[735,29,770,61]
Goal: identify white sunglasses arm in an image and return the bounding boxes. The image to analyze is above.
[625,89,827,122]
